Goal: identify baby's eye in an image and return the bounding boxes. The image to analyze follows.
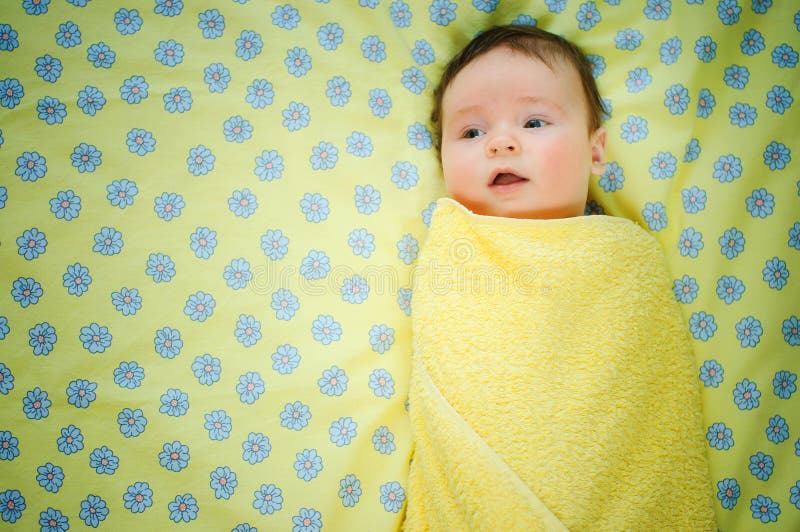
[463,128,484,139]
[524,119,545,128]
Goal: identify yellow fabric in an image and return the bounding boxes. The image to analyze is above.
[407,198,717,531]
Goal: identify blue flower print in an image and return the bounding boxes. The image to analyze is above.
[246,79,274,109]
[790,223,800,250]
[380,481,405,513]
[716,0,741,24]
[751,495,780,523]
[253,484,283,515]
[391,161,420,189]
[205,63,231,93]
[282,101,311,132]
[397,234,419,265]
[0,431,19,461]
[766,415,789,444]
[261,228,289,259]
[369,324,394,354]
[192,354,221,385]
[626,67,651,93]
[681,186,706,213]
[575,1,601,29]
[719,227,745,259]
[272,344,301,374]
[236,30,263,61]
[763,256,789,290]
[649,152,677,179]
[49,190,81,221]
[310,141,338,170]
[735,316,762,347]
[312,315,342,345]
[349,228,376,258]
[0,362,13,395]
[37,463,63,493]
[412,39,435,65]
[155,0,183,17]
[586,54,605,79]
[763,141,790,170]
[16,151,47,182]
[339,474,362,507]
[689,311,716,341]
[190,227,217,259]
[408,122,433,150]
[370,369,395,398]
[326,76,351,106]
[751,0,771,14]
[749,452,774,481]
[342,275,369,304]
[716,275,744,304]
[79,323,112,354]
[699,360,724,388]
[0,78,24,110]
[741,29,765,56]
[1,24,19,51]
[672,274,699,304]
[86,42,115,69]
[35,55,62,83]
[659,37,681,64]
[120,75,148,104]
[707,422,734,450]
[293,507,323,532]
[224,115,253,143]
[29,322,56,356]
[224,258,251,289]
[118,408,148,437]
[373,426,396,455]
[154,192,185,221]
[318,23,343,50]
[229,188,257,218]
[733,378,761,410]
[198,9,224,39]
[79,495,108,527]
[154,326,182,358]
[401,67,426,94]
[237,372,265,405]
[272,289,299,321]
[205,410,232,441]
[643,0,670,19]
[37,97,66,125]
[0,490,24,523]
[318,366,348,396]
[347,132,374,157]
[300,193,330,223]
[391,0,413,26]
[286,47,312,77]
[210,466,237,499]
[354,185,381,215]
[678,227,703,258]
[115,8,142,35]
[126,128,156,156]
[729,102,757,128]
[0,187,6,208]
[793,482,800,510]
[329,417,357,447]
[361,35,387,63]
[773,43,798,68]
[107,179,137,208]
[154,39,184,67]
[71,142,102,173]
[184,291,215,322]
[0,317,8,340]
[242,432,271,464]
[159,441,190,472]
[369,89,392,118]
[724,65,749,89]
[168,494,198,524]
[614,28,643,51]
[235,314,262,347]
[146,253,176,284]
[696,88,716,118]
[294,449,323,481]
[717,478,740,510]
[280,401,311,430]
[272,3,300,29]
[766,85,793,115]
[159,388,189,416]
[746,188,774,218]
[123,482,153,513]
[620,115,648,143]
[664,84,689,114]
[774,370,797,399]
[38,507,68,531]
[77,85,105,115]
[17,227,47,260]
[164,86,192,113]
[187,145,215,175]
[430,0,457,25]
[57,424,84,455]
[114,361,144,389]
[254,150,283,183]
[11,277,43,308]
[694,36,717,62]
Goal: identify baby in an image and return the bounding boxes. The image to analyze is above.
[405,25,716,531]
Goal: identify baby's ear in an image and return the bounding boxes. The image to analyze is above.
[590,127,607,175]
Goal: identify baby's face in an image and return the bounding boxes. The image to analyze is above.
[440,46,606,219]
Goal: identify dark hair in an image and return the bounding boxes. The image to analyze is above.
[431,25,604,153]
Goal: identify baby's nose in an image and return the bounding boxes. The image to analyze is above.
[486,134,520,156]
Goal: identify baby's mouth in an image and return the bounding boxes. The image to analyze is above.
[490,173,529,187]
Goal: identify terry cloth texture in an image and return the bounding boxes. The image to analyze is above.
[406,197,717,531]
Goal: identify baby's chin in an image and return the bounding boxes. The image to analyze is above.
[460,200,585,220]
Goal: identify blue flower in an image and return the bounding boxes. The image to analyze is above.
[79,323,112,354]
[123,482,152,513]
[0,24,19,51]
[246,79,273,109]
[154,192,185,221]
[772,43,798,68]
[61,263,90,297]
[361,35,387,62]
[0,317,7,340]
[678,227,703,258]
[35,55,62,83]
[229,188,257,218]
[155,39,184,67]
[294,449,323,481]
[17,228,47,260]
[310,141,338,170]
[76,85,105,115]
[318,22,343,50]
[235,314,262,347]
[733,378,760,410]
[300,193,330,223]
[190,227,217,259]
[38,507,68,531]
[79,494,108,527]
[369,369,395,398]
[86,42,115,69]
[706,422,734,450]
[312,315,342,345]
[0,490,25,523]
[412,39,435,65]
[750,495,780,523]
[717,0,741,24]
[735,316,762,348]
[407,122,433,149]
[397,234,419,265]
[187,145,215,175]
[282,101,311,131]
[699,360,724,388]
[762,256,789,290]
[763,141,790,170]
[724,65,749,89]
[126,128,156,156]
[749,452,773,480]
[0,362,13,395]
[29,322,56,356]
[326,76,352,107]
[790,223,800,251]
[615,28,643,51]
[36,463,63,493]
[659,37,681,64]
[339,474,362,507]
[380,481,405,512]
[0,187,6,208]
[391,161,419,189]
[272,344,301,374]
[348,228,375,258]
[695,88,716,118]
[192,353,221,385]
[71,142,102,172]
[155,0,183,17]
[401,67,426,94]
[766,85,792,114]
[224,258,251,289]
[271,289,299,320]
[146,253,175,284]
[272,3,300,28]
[0,431,19,461]
[104,179,137,210]
[729,102,756,127]
[37,97,66,125]
[16,151,47,181]
[620,115,648,143]
[120,75,148,104]
[115,8,142,35]
[689,311,716,341]
[204,63,230,93]
[49,190,81,221]
[716,478,740,510]
[114,361,144,389]
[205,410,232,440]
[184,291,215,322]
[261,228,289,259]
[681,185,706,213]
[694,36,717,62]
[766,415,789,444]
[347,132,373,158]
[741,29,765,56]
[164,86,192,112]
[237,372,265,405]
[286,47,311,77]
[649,152,676,179]
[92,227,124,255]
[236,30,263,60]
[280,401,311,430]
[430,0,457,25]
[793,481,800,510]
[576,1,601,30]
[210,466,237,499]
[341,275,369,304]
[369,88,392,118]
[231,440,263,476]
[773,370,797,399]
[89,445,119,475]
[746,188,774,218]
[329,417,357,447]
[751,0,771,14]
[664,84,689,114]
[368,324,394,354]
[373,426,397,455]
[198,9,224,39]
[154,326,182,358]
[223,115,253,143]
[57,424,83,454]
[159,388,188,416]
[716,275,744,304]
[55,21,81,48]
[318,365,348,396]
[159,441,190,472]
[643,0,669,19]
[672,274,698,304]
[586,54,605,79]
[353,185,380,215]
[719,227,745,259]
[0,78,24,109]
[12,277,43,308]
[253,484,283,515]
[390,0,413,26]
[626,67,651,93]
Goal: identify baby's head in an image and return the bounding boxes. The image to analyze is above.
[432,25,607,219]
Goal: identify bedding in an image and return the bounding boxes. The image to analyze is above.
[0,0,797,530]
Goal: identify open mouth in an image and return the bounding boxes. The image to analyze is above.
[490,173,529,187]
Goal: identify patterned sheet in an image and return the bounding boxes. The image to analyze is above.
[0,1,797,530]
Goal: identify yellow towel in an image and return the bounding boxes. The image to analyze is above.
[405,198,716,531]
